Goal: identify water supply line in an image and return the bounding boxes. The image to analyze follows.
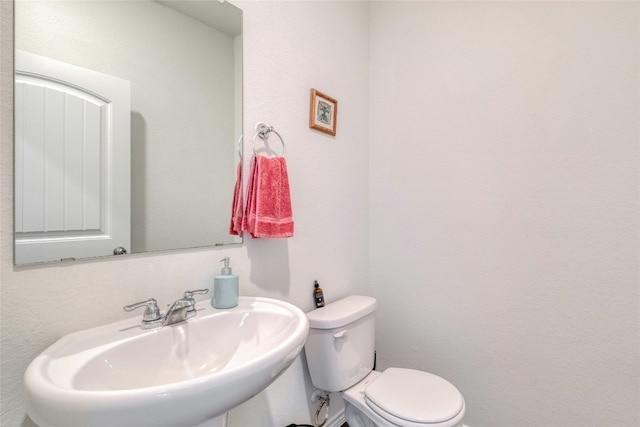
[311,390,330,427]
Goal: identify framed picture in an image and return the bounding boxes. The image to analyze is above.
[309,89,337,136]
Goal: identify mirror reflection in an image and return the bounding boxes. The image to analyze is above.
[14,0,243,265]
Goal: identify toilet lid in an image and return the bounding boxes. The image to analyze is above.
[364,368,464,425]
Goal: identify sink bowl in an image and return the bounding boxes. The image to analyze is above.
[24,297,309,427]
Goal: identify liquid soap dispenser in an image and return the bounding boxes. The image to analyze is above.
[213,257,239,309]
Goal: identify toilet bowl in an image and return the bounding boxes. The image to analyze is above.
[342,370,465,427]
[304,295,465,427]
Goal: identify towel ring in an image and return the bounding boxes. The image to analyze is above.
[237,135,243,159]
[253,122,286,157]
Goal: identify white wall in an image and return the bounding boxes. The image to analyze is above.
[369,2,639,426]
[0,1,369,425]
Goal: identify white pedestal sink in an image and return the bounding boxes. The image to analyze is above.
[24,297,309,427]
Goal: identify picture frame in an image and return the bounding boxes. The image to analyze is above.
[309,89,338,136]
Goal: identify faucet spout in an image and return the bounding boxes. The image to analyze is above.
[162,288,210,326]
[163,301,190,326]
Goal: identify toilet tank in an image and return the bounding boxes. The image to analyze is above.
[305,295,377,392]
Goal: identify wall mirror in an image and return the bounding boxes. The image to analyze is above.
[14,0,243,265]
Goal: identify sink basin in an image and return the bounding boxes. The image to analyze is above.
[24,297,309,427]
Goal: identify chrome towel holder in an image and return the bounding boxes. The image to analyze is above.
[253,122,286,157]
[237,135,243,159]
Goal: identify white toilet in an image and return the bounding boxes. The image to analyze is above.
[305,295,465,427]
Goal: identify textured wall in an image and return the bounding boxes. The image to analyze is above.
[369,2,639,426]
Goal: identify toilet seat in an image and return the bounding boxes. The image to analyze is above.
[364,368,465,427]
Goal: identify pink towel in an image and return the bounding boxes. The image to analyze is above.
[229,161,243,236]
[242,156,294,238]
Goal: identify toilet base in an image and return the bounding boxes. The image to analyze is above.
[345,401,380,427]
[343,371,394,427]
[345,400,395,427]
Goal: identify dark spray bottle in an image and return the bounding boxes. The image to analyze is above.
[313,280,325,308]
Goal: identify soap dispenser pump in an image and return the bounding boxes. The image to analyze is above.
[213,257,239,309]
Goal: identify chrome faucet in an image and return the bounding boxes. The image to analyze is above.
[123,289,209,329]
[162,289,209,326]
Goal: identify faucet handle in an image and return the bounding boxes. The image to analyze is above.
[123,298,162,322]
[183,289,209,299]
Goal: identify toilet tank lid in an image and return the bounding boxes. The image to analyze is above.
[307,295,376,329]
